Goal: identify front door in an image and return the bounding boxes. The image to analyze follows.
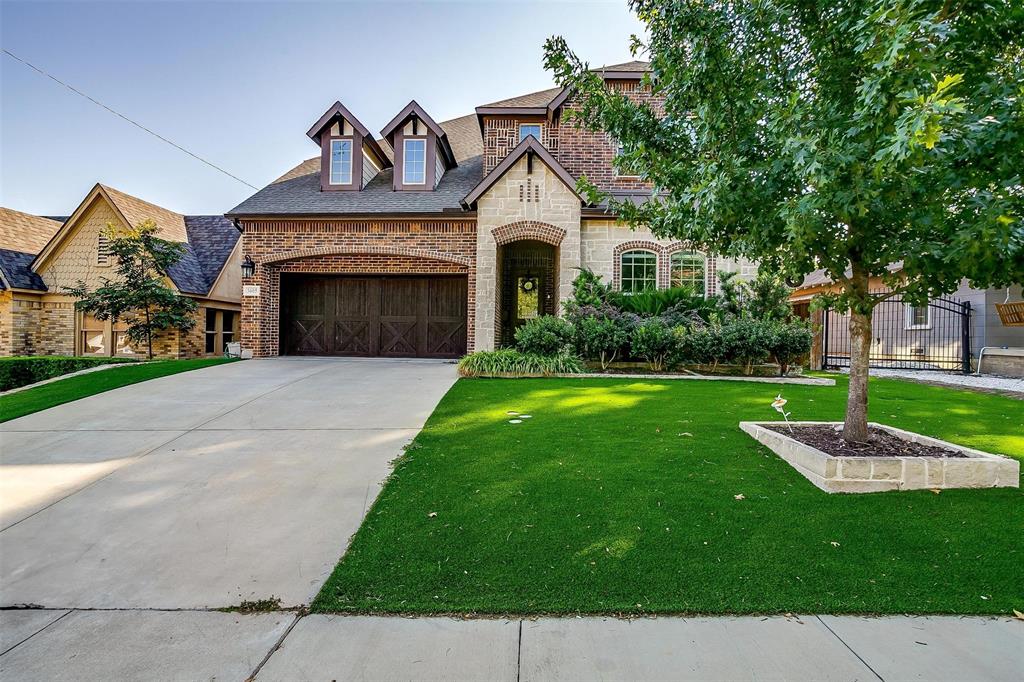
[500,241,556,346]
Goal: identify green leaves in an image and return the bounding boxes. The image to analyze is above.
[65,219,198,358]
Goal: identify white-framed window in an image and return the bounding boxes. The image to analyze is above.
[669,251,706,296]
[612,136,640,178]
[620,250,658,293]
[905,303,931,330]
[403,138,426,185]
[519,124,542,142]
[329,139,352,185]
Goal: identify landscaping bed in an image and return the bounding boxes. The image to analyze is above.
[313,375,1023,616]
[764,424,967,458]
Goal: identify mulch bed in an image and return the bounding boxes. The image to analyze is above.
[764,424,967,458]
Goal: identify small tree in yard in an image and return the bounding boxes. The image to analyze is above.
[545,1,1024,442]
[66,220,198,359]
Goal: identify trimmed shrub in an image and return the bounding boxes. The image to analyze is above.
[514,315,575,356]
[766,319,814,375]
[630,318,680,372]
[720,318,773,374]
[574,315,630,369]
[457,349,584,377]
[567,267,612,310]
[0,356,138,392]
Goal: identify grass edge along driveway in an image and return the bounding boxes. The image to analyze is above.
[0,358,237,422]
[313,375,1023,617]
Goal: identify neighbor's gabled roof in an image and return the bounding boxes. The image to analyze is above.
[461,135,582,209]
[30,184,239,296]
[380,100,457,168]
[306,101,391,167]
[0,208,63,291]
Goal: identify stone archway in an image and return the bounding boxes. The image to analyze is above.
[491,221,567,248]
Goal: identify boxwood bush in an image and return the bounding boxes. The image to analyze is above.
[457,349,584,377]
[0,356,138,392]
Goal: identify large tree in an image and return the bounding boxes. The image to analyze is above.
[545,0,1024,441]
[67,220,198,359]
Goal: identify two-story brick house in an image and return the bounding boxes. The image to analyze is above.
[228,61,756,358]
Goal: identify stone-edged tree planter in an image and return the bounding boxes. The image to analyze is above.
[740,421,1019,493]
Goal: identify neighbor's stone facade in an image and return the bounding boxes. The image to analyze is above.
[239,219,478,357]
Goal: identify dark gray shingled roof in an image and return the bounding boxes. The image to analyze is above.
[166,216,240,295]
[227,155,483,217]
[0,248,46,291]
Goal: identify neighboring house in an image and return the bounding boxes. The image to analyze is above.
[0,184,242,358]
[227,61,757,358]
[791,267,1024,376]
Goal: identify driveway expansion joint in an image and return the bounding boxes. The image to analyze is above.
[815,615,885,682]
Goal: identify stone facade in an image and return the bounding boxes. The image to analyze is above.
[474,155,581,351]
[239,219,477,357]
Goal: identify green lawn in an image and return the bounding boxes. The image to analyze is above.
[313,375,1023,616]
[0,358,237,422]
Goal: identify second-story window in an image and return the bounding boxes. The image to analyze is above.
[403,138,426,184]
[519,124,542,142]
[329,139,352,185]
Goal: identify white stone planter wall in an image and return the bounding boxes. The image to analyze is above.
[740,421,1020,493]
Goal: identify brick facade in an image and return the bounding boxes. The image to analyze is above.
[481,81,663,192]
[239,219,477,357]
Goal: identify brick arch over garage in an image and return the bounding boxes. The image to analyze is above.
[261,245,472,268]
[491,221,567,247]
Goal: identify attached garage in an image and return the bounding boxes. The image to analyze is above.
[279,274,467,358]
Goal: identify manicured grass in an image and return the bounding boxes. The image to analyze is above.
[314,375,1023,616]
[0,358,237,422]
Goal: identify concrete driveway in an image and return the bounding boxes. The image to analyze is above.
[0,357,458,610]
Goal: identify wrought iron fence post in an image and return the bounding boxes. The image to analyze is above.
[822,304,830,370]
[961,300,972,374]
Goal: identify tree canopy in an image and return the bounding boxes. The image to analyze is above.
[544,0,1023,440]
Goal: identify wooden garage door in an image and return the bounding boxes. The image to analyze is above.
[280,275,467,358]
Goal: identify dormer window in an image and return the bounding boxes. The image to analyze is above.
[329,139,353,185]
[307,101,391,192]
[519,124,542,142]
[380,100,457,192]
[403,139,426,185]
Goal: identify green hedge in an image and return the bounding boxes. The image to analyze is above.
[0,356,138,392]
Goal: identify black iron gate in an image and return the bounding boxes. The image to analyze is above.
[821,294,972,373]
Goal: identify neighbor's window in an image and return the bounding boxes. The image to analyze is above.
[670,251,706,296]
[222,311,236,348]
[403,138,426,184]
[906,303,931,329]
[205,308,218,354]
[620,250,657,293]
[329,139,352,185]
[81,314,106,355]
[519,124,542,142]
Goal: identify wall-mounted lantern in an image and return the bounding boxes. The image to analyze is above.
[241,255,256,279]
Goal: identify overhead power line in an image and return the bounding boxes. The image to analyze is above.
[3,48,259,190]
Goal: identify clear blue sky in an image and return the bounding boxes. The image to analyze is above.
[1,1,644,216]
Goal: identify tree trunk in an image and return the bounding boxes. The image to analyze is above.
[145,307,153,360]
[843,270,872,443]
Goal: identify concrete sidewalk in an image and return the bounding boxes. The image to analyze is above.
[1,611,1019,681]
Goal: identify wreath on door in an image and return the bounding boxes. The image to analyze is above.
[520,277,538,294]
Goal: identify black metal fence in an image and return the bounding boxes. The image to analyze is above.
[821,294,972,373]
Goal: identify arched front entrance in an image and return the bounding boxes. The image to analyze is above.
[498,240,557,346]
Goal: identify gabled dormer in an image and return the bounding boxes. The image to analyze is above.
[380,101,457,191]
[307,101,391,192]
